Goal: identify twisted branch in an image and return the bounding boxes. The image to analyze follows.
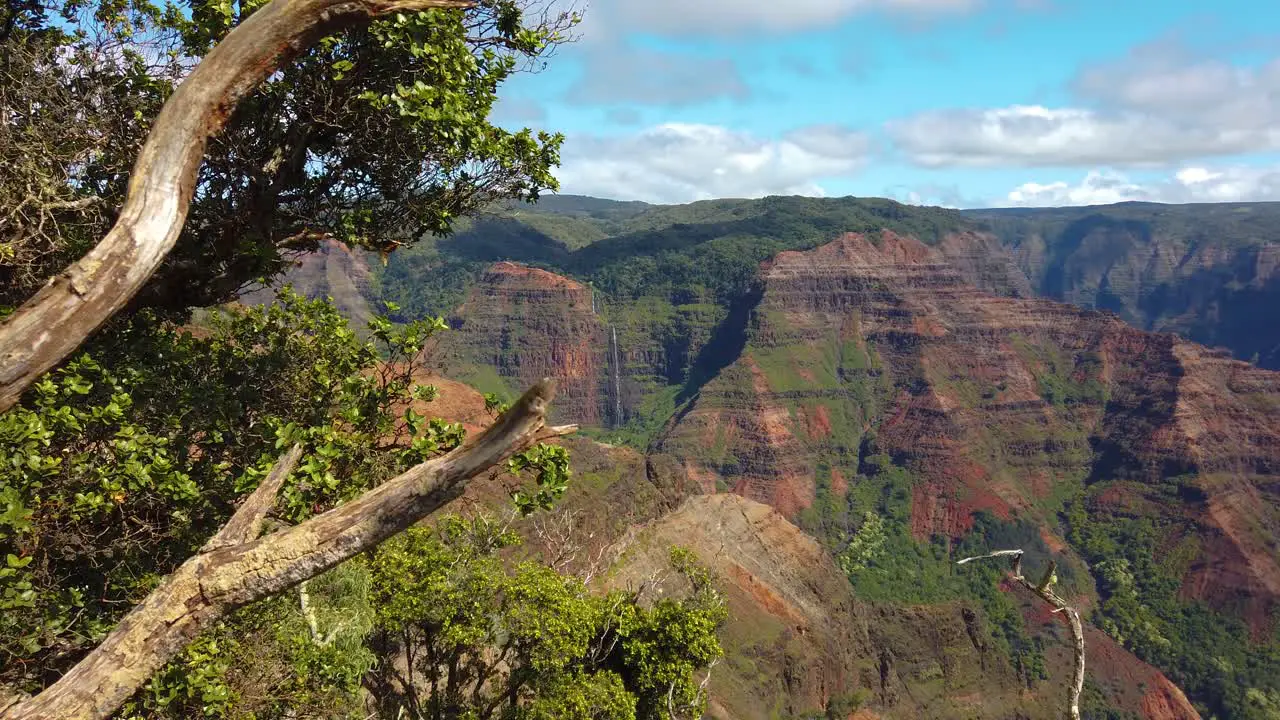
[3,380,576,720]
[0,0,474,412]
[957,549,1085,720]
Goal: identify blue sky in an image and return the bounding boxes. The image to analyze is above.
[489,0,1280,207]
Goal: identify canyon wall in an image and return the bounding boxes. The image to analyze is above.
[435,240,1279,643]
[650,230,1280,640]
[967,204,1280,369]
[440,261,612,425]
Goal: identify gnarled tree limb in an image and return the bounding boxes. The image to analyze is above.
[0,0,474,413]
[2,379,577,720]
[957,549,1085,720]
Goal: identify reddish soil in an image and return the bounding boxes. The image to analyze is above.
[830,468,849,496]
[486,260,588,291]
[806,404,833,440]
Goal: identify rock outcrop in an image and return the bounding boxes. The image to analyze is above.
[441,262,610,425]
[240,238,375,328]
[652,230,1280,636]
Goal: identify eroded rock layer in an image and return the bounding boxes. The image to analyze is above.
[653,230,1280,634]
[442,261,610,425]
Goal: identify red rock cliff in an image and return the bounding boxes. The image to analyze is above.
[443,262,610,425]
[654,230,1280,634]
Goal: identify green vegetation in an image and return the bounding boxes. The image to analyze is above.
[581,384,685,450]
[13,13,1280,709]
[1079,680,1142,720]
[800,451,1063,690]
[1066,485,1280,719]
[1009,337,1108,409]
[1,286,726,717]
[1,289,425,692]
[363,520,725,720]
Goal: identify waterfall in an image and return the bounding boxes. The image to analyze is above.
[591,291,597,314]
[609,325,622,426]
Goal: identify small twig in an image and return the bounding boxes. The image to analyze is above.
[299,579,321,642]
[298,579,347,645]
[957,549,1084,720]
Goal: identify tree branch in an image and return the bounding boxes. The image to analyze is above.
[203,443,303,551]
[956,549,1084,720]
[0,0,474,413]
[2,379,575,720]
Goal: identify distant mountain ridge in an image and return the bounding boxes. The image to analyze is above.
[368,194,1280,370]
[967,201,1280,369]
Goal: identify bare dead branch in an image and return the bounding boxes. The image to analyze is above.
[2,379,574,720]
[298,578,345,646]
[0,0,475,413]
[956,549,1084,720]
[203,443,304,551]
[955,549,1025,566]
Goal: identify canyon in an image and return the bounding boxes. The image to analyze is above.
[417,373,1203,720]
[246,195,1280,719]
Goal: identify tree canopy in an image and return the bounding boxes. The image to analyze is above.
[1,0,572,315]
[0,0,728,717]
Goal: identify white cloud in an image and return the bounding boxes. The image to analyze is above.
[888,39,1280,168]
[564,44,749,107]
[556,123,871,203]
[888,104,1280,167]
[1000,165,1280,207]
[560,0,1037,111]
[1072,40,1280,126]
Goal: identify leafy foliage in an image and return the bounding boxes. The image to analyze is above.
[835,511,886,574]
[508,442,571,515]
[0,0,185,306]
[0,287,452,692]
[1,0,574,314]
[364,518,725,720]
